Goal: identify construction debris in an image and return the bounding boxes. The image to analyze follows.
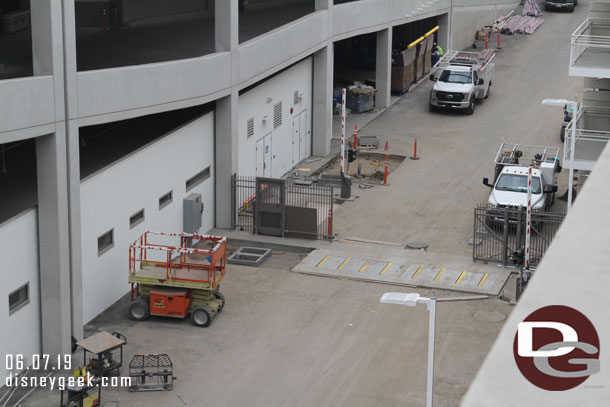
[522,0,543,17]
[499,15,544,35]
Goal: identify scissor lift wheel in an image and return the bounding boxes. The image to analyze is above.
[191,306,213,327]
[129,298,150,321]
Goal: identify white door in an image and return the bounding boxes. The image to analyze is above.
[256,133,273,177]
[292,115,300,166]
[264,133,272,177]
[256,137,265,177]
[299,110,308,162]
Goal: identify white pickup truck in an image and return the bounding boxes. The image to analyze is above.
[482,144,561,224]
[429,50,495,115]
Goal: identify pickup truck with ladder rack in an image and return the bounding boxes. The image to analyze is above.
[482,143,561,223]
[429,49,495,114]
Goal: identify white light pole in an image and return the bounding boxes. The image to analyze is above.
[380,292,437,407]
[541,98,578,211]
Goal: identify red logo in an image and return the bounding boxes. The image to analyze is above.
[513,305,600,391]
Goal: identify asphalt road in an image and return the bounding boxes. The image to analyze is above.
[334,4,584,258]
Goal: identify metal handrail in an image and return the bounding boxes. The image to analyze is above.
[571,18,610,68]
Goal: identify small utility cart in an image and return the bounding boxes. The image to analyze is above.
[61,331,126,407]
[128,231,227,327]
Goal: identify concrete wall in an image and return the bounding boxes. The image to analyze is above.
[79,112,215,323]
[451,0,520,50]
[0,209,41,385]
[76,53,232,126]
[238,58,313,178]
[238,12,326,87]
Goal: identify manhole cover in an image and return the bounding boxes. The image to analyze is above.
[473,311,506,322]
[406,241,429,250]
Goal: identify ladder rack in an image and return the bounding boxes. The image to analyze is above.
[494,143,560,167]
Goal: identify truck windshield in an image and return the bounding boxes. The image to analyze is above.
[439,70,472,84]
[495,174,542,194]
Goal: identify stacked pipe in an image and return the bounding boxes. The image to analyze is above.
[522,0,543,17]
[500,15,544,35]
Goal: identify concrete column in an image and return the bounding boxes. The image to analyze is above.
[60,0,84,339]
[36,129,72,357]
[376,27,392,109]
[215,0,239,229]
[215,91,239,229]
[216,0,238,53]
[437,13,450,52]
[312,45,333,156]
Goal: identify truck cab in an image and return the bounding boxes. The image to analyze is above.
[429,50,494,115]
[486,167,552,211]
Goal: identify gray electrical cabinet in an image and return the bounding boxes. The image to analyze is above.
[183,193,203,233]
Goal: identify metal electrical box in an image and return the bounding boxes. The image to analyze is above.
[183,193,203,233]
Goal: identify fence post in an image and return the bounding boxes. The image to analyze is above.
[502,207,509,266]
[516,206,523,256]
[231,174,236,230]
[472,207,478,262]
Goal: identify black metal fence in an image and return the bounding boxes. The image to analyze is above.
[231,175,334,240]
[473,205,565,268]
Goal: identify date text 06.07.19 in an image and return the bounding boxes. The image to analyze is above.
[5,354,72,371]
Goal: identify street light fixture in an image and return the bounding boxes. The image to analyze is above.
[380,292,437,407]
[541,98,578,212]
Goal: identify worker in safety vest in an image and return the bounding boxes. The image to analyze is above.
[432,42,444,66]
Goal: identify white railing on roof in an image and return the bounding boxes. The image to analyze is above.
[564,106,610,171]
[570,18,610,77]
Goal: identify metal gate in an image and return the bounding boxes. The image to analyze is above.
[232,175,334,240]
[473,205,565,268]
[255,177,286,237]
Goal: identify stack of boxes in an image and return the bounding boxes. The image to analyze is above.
[391,47,416,93]
[391,36,434,93]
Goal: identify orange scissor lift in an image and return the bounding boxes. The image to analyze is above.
[128,231,226,327]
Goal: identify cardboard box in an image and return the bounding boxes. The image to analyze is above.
[415,54,425,79]
[398,47,417,67]
[424,49,432,74]
[476,30,489,41]
[391,64,414,91]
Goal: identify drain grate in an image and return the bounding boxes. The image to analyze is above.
[227,247,272,267]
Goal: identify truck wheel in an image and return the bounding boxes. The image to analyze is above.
[485,83,491,99]
[129,298,150,321]
[191,306,212,327]
[466,101,475,115]
[560,127,565,142]
[429,103,436,113]
[216,291,225,312]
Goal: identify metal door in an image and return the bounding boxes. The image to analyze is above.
[299,110,308,162]
[256,133,273,177]
[292,115,300,166]
[255,177,285,237]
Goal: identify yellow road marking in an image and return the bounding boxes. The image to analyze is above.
[456,271,468,284]
[434,268,446,282]
[478,273,489,287]
[412,265,424,279]
[317,256,329,268]
[380,262,393,276]
[359,262,370,273]
[338,257,351,270]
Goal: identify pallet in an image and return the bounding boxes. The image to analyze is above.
[391,87,410,95]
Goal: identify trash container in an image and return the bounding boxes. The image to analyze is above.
[341,173,351,199]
